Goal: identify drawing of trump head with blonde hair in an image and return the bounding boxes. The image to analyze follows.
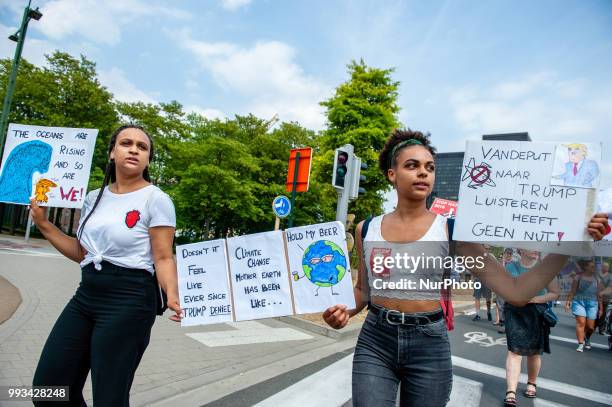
[564,143,588,164]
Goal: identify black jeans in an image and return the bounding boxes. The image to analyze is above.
[352,309,453,407]
[32,262,157,406]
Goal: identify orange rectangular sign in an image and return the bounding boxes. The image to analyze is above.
[286,147,312,193]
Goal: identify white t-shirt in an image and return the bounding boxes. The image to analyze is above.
[78,185,176,273]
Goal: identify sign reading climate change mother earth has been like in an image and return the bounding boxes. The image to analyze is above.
[454,141,597,253]
[177,239,233,327]
[226,230,294,321]
[0,123,98,208]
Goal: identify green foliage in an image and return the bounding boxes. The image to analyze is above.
[1,51,401,241]
[319,59,401,221]
[0,52,118,190]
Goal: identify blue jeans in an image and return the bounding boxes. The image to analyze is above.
[352,309,453,406]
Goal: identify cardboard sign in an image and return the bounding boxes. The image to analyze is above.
[177,239,233,327]
[286,221,355,314]
[454,141,596,253]
[0,123,98,208]
[226,231,294,321]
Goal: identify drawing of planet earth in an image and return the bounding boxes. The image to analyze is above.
[302,240,347,287]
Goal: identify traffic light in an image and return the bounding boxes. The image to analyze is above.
[332,148,349,189]
[348,158,367,200]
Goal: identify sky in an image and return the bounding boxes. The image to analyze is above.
[1,0,611,207]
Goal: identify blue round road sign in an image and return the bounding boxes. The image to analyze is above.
[272,196,291,218]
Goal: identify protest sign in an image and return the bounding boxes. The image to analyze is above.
[177,239,233,326]
[454,141,596,254]
[226,230,294,321]
[286,221,355,314]
[430,198,457,218]
[0,123,98,208]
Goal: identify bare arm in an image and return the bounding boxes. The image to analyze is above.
[457,242,568,307]
[349,221,369,317]
[149,226,182,322]
[457,212,608,307]
[29,199,85,263]
[323,221,368,329]
[530,278,560,303]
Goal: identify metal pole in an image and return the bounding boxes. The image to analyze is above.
[0,5,32,155]
[24,210,32,242]
[288,152,300,228]
[335,144,354,227]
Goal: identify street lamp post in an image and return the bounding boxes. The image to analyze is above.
[0,1,42,234]
[0,1,43,155]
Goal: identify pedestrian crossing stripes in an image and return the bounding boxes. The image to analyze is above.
[186,321,313,347]
[256,353,610,407]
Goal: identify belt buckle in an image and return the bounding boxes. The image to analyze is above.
[385,309,404,325]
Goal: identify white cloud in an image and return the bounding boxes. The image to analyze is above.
[220,0,252,11]
[175,30,331,129]
[185,105,226,120]
[98,67,157,104]
[33,0,189,46]
[449,71,612,188]
[0,22,56,66]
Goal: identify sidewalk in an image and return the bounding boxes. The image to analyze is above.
[0,244,354,406]
[0,235,477,406]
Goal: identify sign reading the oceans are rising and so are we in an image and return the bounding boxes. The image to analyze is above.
[454,141,600,254]
[0,123,98,208]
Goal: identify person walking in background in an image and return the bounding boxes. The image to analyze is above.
[565,258,603,351]
[494,248,514,333]
[503,249,560,407]
[472,245,493,321]
[596,261,611,335]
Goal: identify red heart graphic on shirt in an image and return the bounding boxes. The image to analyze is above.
[125,210,141,228]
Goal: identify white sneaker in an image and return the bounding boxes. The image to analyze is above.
[585,338,591,350]
[576,343,585,352]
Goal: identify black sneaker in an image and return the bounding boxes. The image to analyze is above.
[472,315,481,321]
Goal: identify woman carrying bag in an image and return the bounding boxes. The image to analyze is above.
[30,125,182,406]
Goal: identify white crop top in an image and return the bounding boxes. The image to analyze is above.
[78,185,176,273]
[363,214,449,300]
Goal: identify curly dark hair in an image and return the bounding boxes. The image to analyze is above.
[379,128,436,177]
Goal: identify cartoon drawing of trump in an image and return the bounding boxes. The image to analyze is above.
[553,143,599,188]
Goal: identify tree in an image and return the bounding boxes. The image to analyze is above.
[115,100,191,186]
[0,51,118,190]
[318,60,401,221]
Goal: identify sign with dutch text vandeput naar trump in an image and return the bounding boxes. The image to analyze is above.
[454,140,598,255]
[0,123,98,208]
